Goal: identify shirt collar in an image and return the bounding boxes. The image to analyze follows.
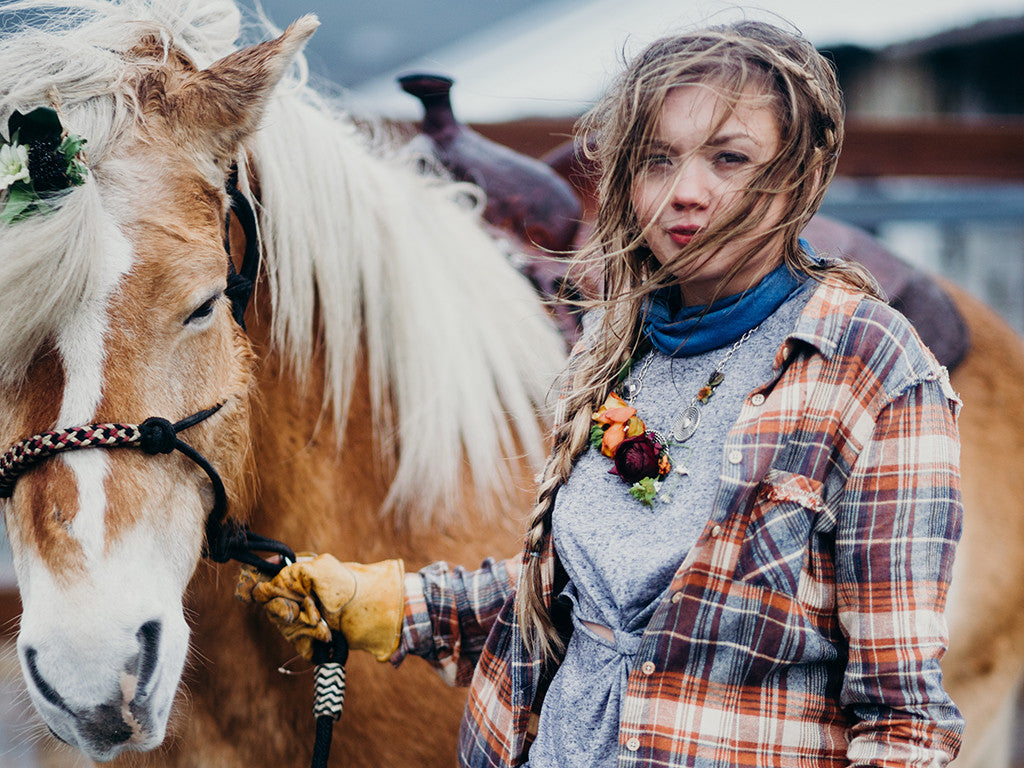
[783,277,868,361]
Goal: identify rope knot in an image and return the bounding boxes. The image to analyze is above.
[204,517,249,564]
[138,417,177,455]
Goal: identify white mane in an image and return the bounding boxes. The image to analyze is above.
[0,0,567,521]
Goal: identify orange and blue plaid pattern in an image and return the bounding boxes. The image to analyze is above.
[399,280,964,768]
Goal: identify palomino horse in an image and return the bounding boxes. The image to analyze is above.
[1,4,1023,768]
[0,1,564,765]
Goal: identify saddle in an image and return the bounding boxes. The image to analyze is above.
[400,75,969,371]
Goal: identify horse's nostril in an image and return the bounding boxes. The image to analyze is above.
[135,620,161,697]
[24,647,73,715]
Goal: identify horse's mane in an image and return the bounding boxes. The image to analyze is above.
[0,0,567,523]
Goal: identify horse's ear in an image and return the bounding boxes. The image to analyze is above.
[163,16,319,158]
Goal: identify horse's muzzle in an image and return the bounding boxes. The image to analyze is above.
[21,620,168,761]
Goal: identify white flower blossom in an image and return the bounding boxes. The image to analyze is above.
[0,142,30,191]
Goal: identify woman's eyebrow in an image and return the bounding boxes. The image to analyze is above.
[706,132,760,148]
[639,138,673,152]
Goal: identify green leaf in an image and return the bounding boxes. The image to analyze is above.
[66,158,89,186]
[8,107,62,146]
[589,424,605,450]
[60,134,87,160]
[615,356,635,386]
[628,477,659,507]
[1,182,39,225]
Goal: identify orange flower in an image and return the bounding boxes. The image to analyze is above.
[601,422,627,457]
[625,416,646,437]
[593,392,636,426]
[658,453,672,476]
[697,385,714,403]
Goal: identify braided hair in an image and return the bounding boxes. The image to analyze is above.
[516,20,879,657]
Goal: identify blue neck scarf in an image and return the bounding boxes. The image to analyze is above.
[642,263,806,357]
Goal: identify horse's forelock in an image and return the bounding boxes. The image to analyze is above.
[0,0,243,69]
[0,184,134,387]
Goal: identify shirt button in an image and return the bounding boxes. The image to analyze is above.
[750,393,765,406]
[641,660,656,675]
[781,344,791,360]
[710,524,723,537]
[626,737,641,752]
[728,449,743,464]
[671,591,683,604]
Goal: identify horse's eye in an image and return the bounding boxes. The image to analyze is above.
[185,294,221,326]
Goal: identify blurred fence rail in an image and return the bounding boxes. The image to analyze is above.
[474,116,1024,180]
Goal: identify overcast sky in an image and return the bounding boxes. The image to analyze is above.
[319,0,1024,121]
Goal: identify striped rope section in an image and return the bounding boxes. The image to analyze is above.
[313,662,347,721]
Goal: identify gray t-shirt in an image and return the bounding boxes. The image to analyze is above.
[526,284,813,767]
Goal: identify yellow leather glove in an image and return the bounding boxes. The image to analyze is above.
[236,554,404,662]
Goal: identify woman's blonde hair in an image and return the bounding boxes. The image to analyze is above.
[516,20,879,658]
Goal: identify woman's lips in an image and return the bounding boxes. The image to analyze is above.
[668,226,700,246]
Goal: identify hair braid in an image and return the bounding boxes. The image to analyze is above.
[516,303,644,657]
[515,395,593,657]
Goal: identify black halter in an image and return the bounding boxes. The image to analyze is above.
[0,172,294,577]
[224,169,261,331]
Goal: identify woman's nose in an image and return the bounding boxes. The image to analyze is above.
[669,161,710,209]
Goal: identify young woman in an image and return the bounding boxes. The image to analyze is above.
[244,20,964,768]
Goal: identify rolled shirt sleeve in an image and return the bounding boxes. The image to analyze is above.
[837,375,965,766]
[394,557,520,686]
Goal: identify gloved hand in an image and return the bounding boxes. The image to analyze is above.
[236,554,405,662]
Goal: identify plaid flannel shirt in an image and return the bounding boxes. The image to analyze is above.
[397,279,964,768]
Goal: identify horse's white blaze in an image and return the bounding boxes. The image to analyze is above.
[48,210,134,560]
[63,451,109,561]
[55,210,133,428]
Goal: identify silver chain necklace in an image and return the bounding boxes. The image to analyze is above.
[623,324,760,443]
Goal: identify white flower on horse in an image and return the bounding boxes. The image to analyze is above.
[0,142,30,190]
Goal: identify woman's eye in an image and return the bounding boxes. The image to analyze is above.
[641,153,672,167]
[185,294,220,326]
[636,153,673,176]
[715,151,750,166]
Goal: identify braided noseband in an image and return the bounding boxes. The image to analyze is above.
[0,404,295,573]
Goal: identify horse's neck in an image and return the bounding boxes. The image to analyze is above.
[242,300,524,568]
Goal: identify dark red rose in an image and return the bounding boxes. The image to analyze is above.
[610,432,662,484]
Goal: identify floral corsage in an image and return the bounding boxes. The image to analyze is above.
[590,392,671,506]
[1,106,89,225]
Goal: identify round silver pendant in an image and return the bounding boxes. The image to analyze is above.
[672,404,701,442]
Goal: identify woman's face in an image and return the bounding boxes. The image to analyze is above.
[630,83,785,306]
